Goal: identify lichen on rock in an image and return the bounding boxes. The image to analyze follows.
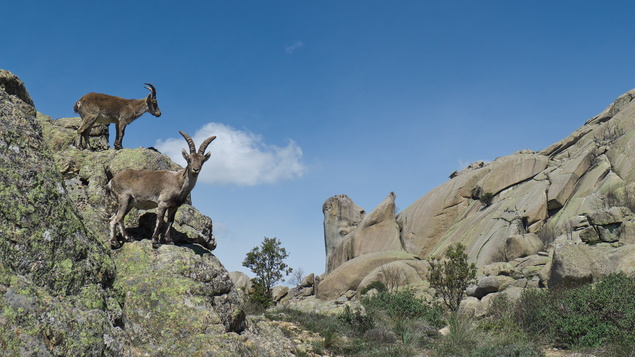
[0,69,288,356]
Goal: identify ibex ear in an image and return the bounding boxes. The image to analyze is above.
[182,149,190,162]
[204,152,211,162]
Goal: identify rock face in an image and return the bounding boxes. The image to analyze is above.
[326,192,403,273]
[317,251,421,300]
[322,194,364,272]
[321,87,635,299]
[114,241,246,353]
[1,69,118,356]
[0,69,300,356]
[40,114,217,251]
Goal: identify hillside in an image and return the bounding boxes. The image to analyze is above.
[0,70,311,355]
[3,67,635,356]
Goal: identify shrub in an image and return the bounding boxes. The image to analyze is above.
[515,273,635,348]
[433,311,544,357]
[480,192,494,207]
[246,280,272,309]
[362,289,444,328]
[361,280,388,295]
[536,223,559,247]
[428,243,477,311]
[598,183,635,213]
[338,305,374,334]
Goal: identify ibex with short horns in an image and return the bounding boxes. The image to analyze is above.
[74,83,162,150]
[108,131,216,249]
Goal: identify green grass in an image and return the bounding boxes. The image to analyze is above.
[262,273,635,356]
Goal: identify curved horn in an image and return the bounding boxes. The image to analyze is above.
[179,131,196,154]
[198,136,217,155]
[144,83,157,98]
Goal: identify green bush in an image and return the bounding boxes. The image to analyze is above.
[338,305,374,334]
[361,280,388,295]
[246,280,272,310]
[479,192,494,207]
[362,289,444,328]
[515,273,635,348]
[428,243,477,311]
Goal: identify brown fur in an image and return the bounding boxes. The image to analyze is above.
[108,132,216,249]
[74,83,161,150]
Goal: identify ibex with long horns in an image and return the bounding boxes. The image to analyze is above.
[74,83,161,150]
[108,131,216,249]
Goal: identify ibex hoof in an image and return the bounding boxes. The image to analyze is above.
[152,242,161,249]
[111,240,123,249]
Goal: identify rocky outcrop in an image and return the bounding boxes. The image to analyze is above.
[317,250,421,300]
[114,240,246,354]
[230,271,253,296]
[321,87,635,300]
[398,151,550,265]
[322,194,364,271]
[326,192,402,273]
[549,243,635,289]
[0,69,304,356]
[1,69,118,356]
[39,114,217,250]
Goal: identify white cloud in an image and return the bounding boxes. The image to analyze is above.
[155,123,307,186]
[285,41,305,54]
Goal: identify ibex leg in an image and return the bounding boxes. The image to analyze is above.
[163,207,178,244]
[114,123,126,150]
[110,195,133,249]
[77,115,97,150]
[151,206,167,249]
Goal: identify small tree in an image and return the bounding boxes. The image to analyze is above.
[242,237,293,306]
[428,243,477,312]
[288,267,305,288]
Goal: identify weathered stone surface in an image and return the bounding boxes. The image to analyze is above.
[300,273,315,287]
[0,70,115,295]
[504,233,544,261]
[481,262,515,277]
[549,243,635,289]
[326,192,403,273]
[475,153,549,197]
[47,116,110,151]
[546,152,594,210]
[587,206,632,225]
[398,165,489,259]
[317,251,420,300]
[230,271,252,292]
[322,194,364,271]
[468,276,515,299]
[114,241,246,352]
[272,286,289,302]
[357,260,427,295]
[0,69,33,106]
[298,286,314,297]
[458,297,484,318]
[0,69,118,355]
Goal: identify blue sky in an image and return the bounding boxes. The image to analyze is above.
[4,1,635,278]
